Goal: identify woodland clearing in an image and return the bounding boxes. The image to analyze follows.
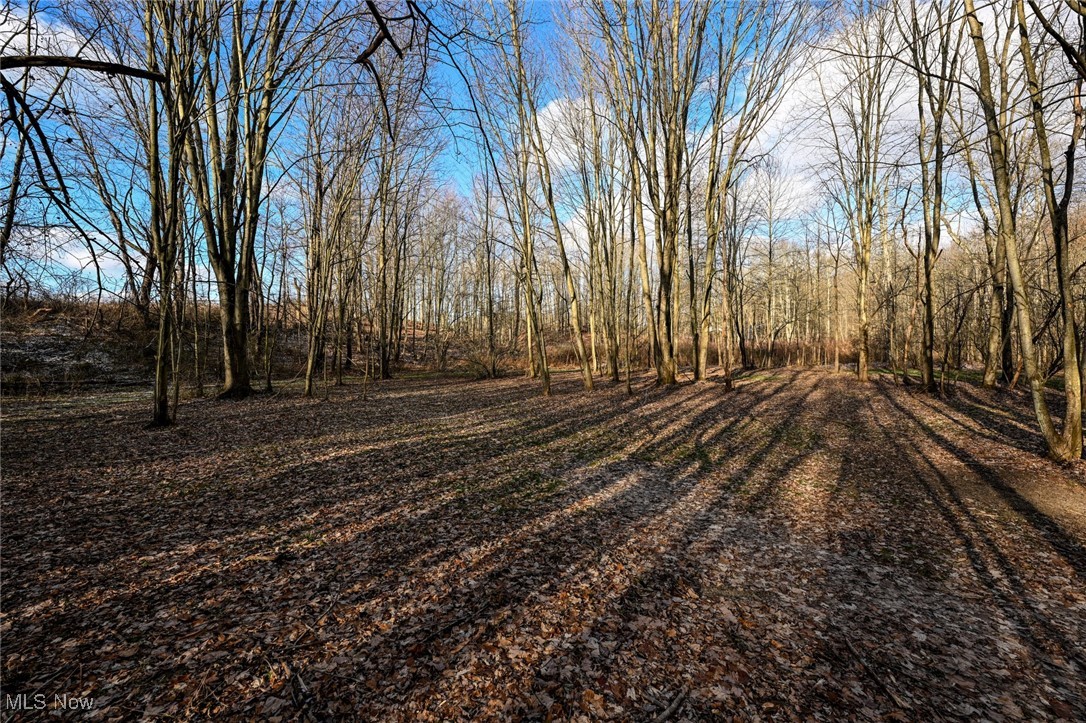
[2,369,1085,721]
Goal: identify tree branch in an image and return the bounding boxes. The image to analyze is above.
[0,55,165,84]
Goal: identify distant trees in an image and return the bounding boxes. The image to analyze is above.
[692,1,808,383]
[2,0,1082,459]
[298,78,378,396]
[506,0,594,391]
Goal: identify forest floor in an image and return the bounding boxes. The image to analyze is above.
[2,368,1085,721]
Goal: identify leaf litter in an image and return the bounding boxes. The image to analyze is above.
[2,369,1084,720]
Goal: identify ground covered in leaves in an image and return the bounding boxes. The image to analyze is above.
[3,369,1085,721]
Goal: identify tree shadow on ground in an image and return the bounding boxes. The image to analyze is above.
[869,384,1086,714]
[3,370,1084,720]
[874,382,1086,581]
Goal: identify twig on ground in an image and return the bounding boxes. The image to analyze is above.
[315,592,341,625]
[651,686,688,722]
[840,630,912,711]
[291,670,324,722]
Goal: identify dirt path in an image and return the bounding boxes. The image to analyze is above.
[2,370,1084,720]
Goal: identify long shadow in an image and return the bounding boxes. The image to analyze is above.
[3,378,666,602]
[503,374,833,719]
[740,373,825,510]
[227,379,791,716]
[15,370,1079,718]
[868,386,1086,717]
[384,375,824,719]
[0,421,657,706]
[747,374,1086,719]
[614,370,803,471]
[6,371,747,603]
[3,373,664,579]
[952,384,1045,438]
[290,375,798,716]
[2,372,793,717]
[234,374,767,574]
[905,385,1047,457]
[875,383,1086,582]
[336,465,703,715]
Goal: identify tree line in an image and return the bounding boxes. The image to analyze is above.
[1,0,1083,461]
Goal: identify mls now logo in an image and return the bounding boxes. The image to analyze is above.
[4,693,95,711]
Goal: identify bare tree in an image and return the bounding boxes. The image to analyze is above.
[902,0,964,391]
[818,1,902,382]
[1013,0,1083,459]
